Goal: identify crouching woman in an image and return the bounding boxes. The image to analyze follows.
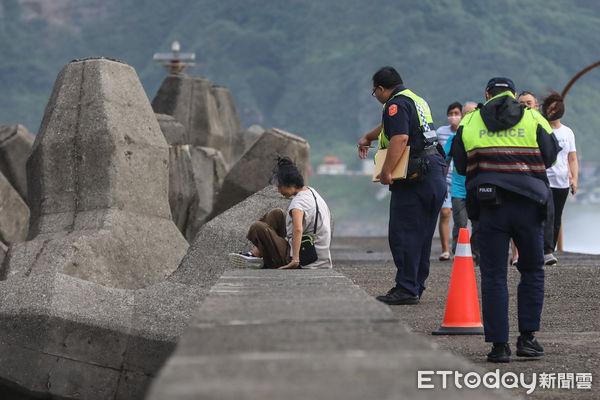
[231,157,332,269]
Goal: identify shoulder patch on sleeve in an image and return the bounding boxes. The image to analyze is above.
[388,104,398,116]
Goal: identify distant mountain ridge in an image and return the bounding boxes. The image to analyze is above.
[1,0,599,165]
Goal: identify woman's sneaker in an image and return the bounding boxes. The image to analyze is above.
[544,253,558,266]
[228,252,264,269]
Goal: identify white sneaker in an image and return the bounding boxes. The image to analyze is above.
[228,252,264,269]
[544,253,557,266]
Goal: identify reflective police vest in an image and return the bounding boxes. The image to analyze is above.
[460,91,551,181]
[378,88,435,149]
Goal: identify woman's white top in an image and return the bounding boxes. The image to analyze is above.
[286,187,332,268]
[546,124,576,189]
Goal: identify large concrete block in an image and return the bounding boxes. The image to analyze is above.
[155,113,186,145]
[211,86,242,136]
[168,145,227,242]
[209,128,309,219]
[0,124,35,202]
[170,186,290,286]
[0,273,208,400]
[231,126,264,166]
[0,171,29,245]
[152,74,236,164]
[0,241,7,267]
[1,58,188,290]
[0,273,133,399]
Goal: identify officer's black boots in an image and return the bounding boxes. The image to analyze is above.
[516,332,545,357]
[375,286,419,305]
[487,333,544,363]
[487,342,511,363]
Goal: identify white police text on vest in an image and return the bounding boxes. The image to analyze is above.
[479,129,525,138]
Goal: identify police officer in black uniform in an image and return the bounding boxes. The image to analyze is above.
[358,66,446,305]
[452,77,560,362]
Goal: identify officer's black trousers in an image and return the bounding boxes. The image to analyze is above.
[388,158,446,297]
[478,197,545,343]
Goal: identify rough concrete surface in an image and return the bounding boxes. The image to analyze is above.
[0,58,204,400]
[168,144,227,242]
[147,269,512,400]
[232,126,263,166]
[0,241,7,266]
[212,85,243,164]
[156,113,186,146]
[171,185,291,286]
[0,124,35,202]
[152,74,234,163]
[335,236,600,400]
[0,186,297,399]
[2,58,188,290]
[208,128,310,219]
[0,171,29,246]
[0,272,206,400]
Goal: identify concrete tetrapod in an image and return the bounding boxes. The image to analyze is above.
[0,58,191,400]
[0,184,290,399]
[208,128,310,220]
[168,144,228,242]
[0,124,35,202]
[0,170,29,248]
[2,57,188,290]
[152,74,234,164]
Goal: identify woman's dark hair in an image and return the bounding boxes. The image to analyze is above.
[446,101,463,114]
[542,91,565,121]
[271,156,304,188]
[372,66,403,89]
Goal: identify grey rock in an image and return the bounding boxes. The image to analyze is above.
[209,128,309,219]
[0,170,29,245]
[168,145,227,242]
[0,124,35,202]
[0,272,207,400]
[156,113,186,146]
[212,86,242,138]
[231,126,264,166]
[212,85,254,166]
[170,186,290,286]
[152,74,235,164]
[0,241,7,266]
[2,58,188,290]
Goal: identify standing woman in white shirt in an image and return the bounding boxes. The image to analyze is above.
[541,91,578,265]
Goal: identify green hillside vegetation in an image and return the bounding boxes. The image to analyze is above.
[1,0,599,170]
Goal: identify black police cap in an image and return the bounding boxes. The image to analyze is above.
[486,77,516,92]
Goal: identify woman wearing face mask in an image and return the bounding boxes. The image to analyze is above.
[434,102,463,261]
[541,91,578,266]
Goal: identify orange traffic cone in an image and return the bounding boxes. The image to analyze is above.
[432,228,484,335]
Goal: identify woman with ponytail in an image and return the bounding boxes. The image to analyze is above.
[541,91,579,265]
[229,156,332,269]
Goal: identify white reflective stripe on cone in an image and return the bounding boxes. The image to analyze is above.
[455,242,472,258]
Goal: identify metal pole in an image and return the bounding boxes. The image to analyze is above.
[556,60,600,252]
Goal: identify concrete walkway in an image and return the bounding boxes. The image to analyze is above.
[334,237,600,400]
[147,269,511,400]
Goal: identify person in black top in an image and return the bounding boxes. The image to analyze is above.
[358,66,446,305]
